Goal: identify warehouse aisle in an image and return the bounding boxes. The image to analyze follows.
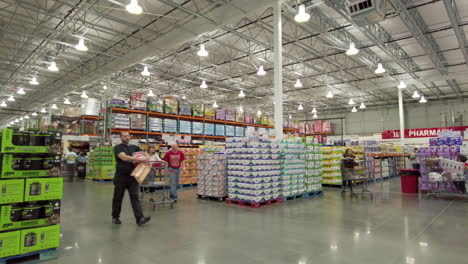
[50,179,468,264]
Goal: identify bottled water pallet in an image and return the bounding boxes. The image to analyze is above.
[226,198,283,208]
[197,194,226,202]
[179,183,197,188]
[303,190,324,198]
[0,248,58,264]
[283,190,324,202]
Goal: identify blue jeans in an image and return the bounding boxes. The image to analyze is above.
[169,168,181,200]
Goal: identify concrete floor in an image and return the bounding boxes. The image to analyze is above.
[49,178,468,264]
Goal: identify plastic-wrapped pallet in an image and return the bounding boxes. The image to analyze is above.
[226,125,235,137]
[235,126,244,137]
[111,113,130,129]
[179,120,192,134]
[130,114,146,130]
[204,123,215,135]
[226,137,281,203]
[304,136,323,193]
[148,117,163,132]
[163,119,178,133]
[280,138,306,197]
[192,122,204,135]
[321,147,344,185]
[197,153,227,198]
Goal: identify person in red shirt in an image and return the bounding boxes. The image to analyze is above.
[163,142,186,202]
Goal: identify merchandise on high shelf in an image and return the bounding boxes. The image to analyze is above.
[87,146,116,179]
[148,117,163,132]
[111,113,130,130]
[164,97,178,115]
[215,124,225,136]
[178,100,191,116]
[215,108,226,120]
[197,152,227,198]
[304,136,323,193]
[280,138,306,197]
[226,137,281,203]
[129,92,147,111]
[130,114,147,130]
[192,122,204,135]
[0,128,63,259]
[321,147,344,185]
[179,120,192,134]
[163,119,178,133]
[110,94,130,109]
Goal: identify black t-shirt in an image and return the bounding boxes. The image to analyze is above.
[114,144,142,177]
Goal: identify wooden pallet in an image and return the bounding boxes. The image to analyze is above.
[197,194,226,202]
[0,248,58,264]
[178,183,197,188]
[226,198,283,208]
[92,178,113,182]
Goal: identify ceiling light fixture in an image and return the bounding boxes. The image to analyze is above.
[239,106,244,112]
[182,95,186,100]
[81,91,88,99]
[419,96,427,103]
[398,80,407,89]
[289,114,292,119]
[238,90,245,98]
[148,89,155,97]
[103,83,107,90]
[257,110,262,116]
[346,42,359,56]
[0,101,6,107]
[311,107,317,113]
[348,98,355,105]
[64,98,71,105]
[200,80,208,89]
[298,104,304,110]
[126,0,143,15]
[17,88,25,95]
[51,104,58,109]
[294,4,310,23]
[9,121,14,125]
[412,91,421,98]
[294,79,303,88]
[257,65,266,76]
[313,113,318,119]
[75,37,88,52]
[30,76,39,85]
[352,106,358,112]
[359,102,366,109]
[7,96,14,102]
[326,90,333,98]
[14,119,19,123]
[197,44,209,57]
[19,117,23,121]
[375,63,385,74]
[48,61,59,72]
[40,108,46,113]
[141,65,150,76]
[24,115,29,120]
[32,112,37,116]
[213,101,218,108]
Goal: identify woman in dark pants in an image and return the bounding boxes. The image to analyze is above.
[454,155,467,193]
[341,149,357,193]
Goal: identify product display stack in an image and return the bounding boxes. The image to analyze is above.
[179,148,201,186]
[279,138,306,199]
[197,152,227,201]
[304,136,323,194]
[86,146,116,180]
[0,128,63,261]
[226,137,282,208]
[321,147,344,185]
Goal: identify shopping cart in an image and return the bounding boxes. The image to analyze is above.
[139,161,174,210]
[342,160,373,199]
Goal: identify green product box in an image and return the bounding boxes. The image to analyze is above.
[1,129,62,154]
[24,178,63,202]
[0,201,60,231]
[0,179,25,205]
[19,225,60,254]
[1,154,61,178]
[0,230,21,258]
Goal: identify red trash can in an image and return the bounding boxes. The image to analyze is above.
[399,169,420,193]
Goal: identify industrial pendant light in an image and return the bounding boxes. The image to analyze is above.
[75,37,88,51]
[298,104,304,110]
[397,80,407,89]
[103,83,107,90]
[141,65,150,76]
[294,79,303,88]
[294,5,310,23]
[412,91,420,98]
[419,96,427,103]
[17,88,25,95]
[346,42,359,56]
[197,44,209,57]
[7,96,15,102]
[0,101,6,107]
[213,101,218,108]
[313,113,318,118]
[359,102,366,109]
[375,63,385,74]
[64,98,71,105]
[326,90,333,98]
[30,76,39,85]
[147,89,155,97]
[239,106,244,112]
[40,108,46,113]
[348,98,355,105]
[126,0,142,14]
[32,112,37,116]
[257,65,266,76]
[289,114,292,119]
[48,61,59,72]
[257,110,262,116]
[81,91,88,98]
[351,106,358,112]
[311,107,317,113]
[24,114,29,120]
[51,104,58,109]
[200,80,208,89]
[238,90,245,98]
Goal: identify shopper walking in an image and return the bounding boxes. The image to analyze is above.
[77,152,87,180]
[112,131,151,226]
[410,148,420,170]
[454,154,467,193]
[341,148,356,193]
[64,148,77,182]
[162,142,185,202]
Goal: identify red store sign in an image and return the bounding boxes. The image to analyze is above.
[382,126,468,139]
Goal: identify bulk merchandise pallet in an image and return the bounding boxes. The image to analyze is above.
[197,194,227,202]
[283,190,324,202]
[0,129,63,261]
[226,198,283,208]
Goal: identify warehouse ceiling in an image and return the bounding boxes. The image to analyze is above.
[1,0,468,124]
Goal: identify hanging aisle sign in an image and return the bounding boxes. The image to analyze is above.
[382,126,468,139]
